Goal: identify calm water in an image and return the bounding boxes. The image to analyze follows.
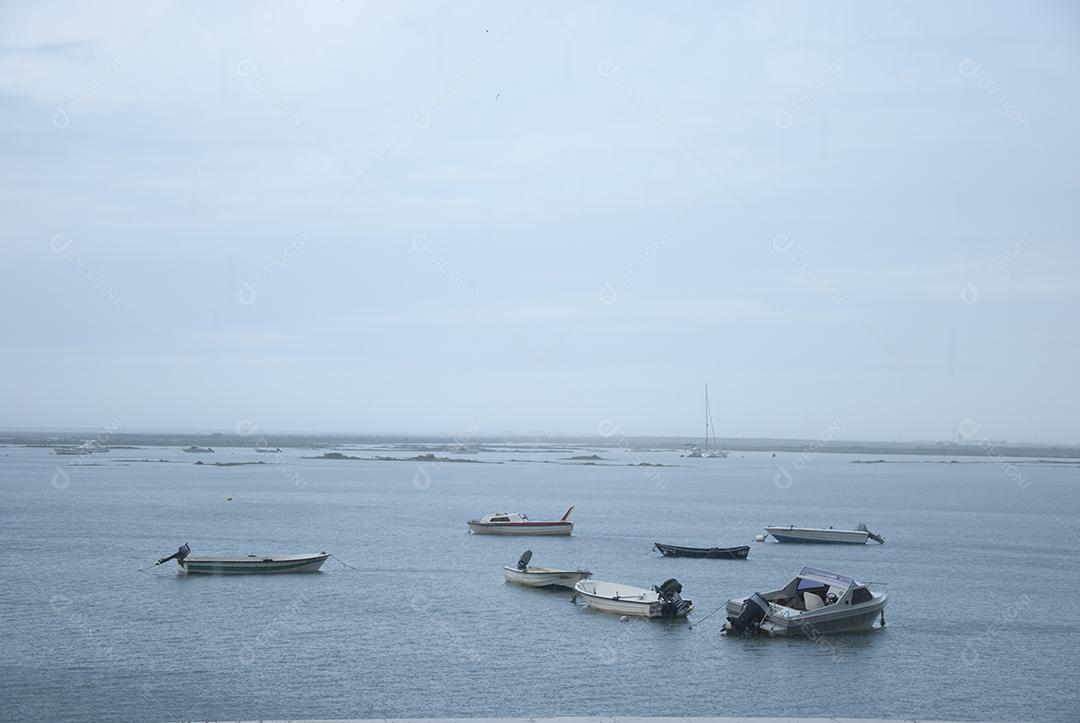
[1,443,1077,722]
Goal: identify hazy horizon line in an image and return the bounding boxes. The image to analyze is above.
[1,425,1075,447]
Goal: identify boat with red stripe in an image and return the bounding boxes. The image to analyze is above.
[467,506,575,536]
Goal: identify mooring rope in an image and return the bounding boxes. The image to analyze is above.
[329,554,360,571]
[688,602,728,630]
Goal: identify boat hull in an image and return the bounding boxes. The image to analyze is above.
[573,580,691,618]
[503,566,591,588]
[655,543,749,559]
[725,595,886,635]
[468,521,573,536]
[765,527,870,544]
[180,554,329,574]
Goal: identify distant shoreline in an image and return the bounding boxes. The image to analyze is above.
[2,430,1078,460]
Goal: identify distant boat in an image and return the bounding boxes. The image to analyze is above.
[502,550,591,588]
[682,384,728,458]
[182,445,215,453]
[468,506,575,536]
[764,523,885,544]
[53,446,90,456]
[255,447,281,453]
[154,543,329,574]
[574,578,692,618]
[53,440,109,455]
[654,542,750,559]
[723,567,887,635]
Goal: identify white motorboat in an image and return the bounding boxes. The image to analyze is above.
[468,506,574,536]
[765,523,885,544]
[573,578,692,618]
[724,567,887,636]
[155,543,329,574]
[503,550,591,588]
[182,445,215,453]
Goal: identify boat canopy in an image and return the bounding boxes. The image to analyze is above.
[796,567,857,590]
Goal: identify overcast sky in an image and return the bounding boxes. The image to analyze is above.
[1,1,1077,442]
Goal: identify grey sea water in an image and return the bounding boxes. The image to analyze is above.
[0,443,1077,722]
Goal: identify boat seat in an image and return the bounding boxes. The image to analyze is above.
[803,592,825,611]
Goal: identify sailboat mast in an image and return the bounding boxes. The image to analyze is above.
[704,384,709,448]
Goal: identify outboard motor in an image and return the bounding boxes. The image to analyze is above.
[723,592,770,634]
[155,543,191,568]
[516,550,532,571]
[654,578,693,618]
[856,523,885,544]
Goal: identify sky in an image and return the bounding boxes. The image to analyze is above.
[1,1,1078,442]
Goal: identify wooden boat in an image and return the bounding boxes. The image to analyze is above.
[764,523,885,544]
[502,550,591,588]
[155,543,329,574]
[654,542,749,559]
[468,506,574,536]
[724,567,888,636]
[573,578,692,618]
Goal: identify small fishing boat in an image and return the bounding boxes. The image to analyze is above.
[654,542,750,559]
[764,523,885,544]
[503,550,591,588]
[723,567,887,636]
[468,506,574,536]
[573,578,692,618]
[155,543,329,574]
[182,445,215,453]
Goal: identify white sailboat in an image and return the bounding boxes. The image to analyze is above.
[683,384,727,458]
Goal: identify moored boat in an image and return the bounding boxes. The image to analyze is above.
[502,550,591,588]
[764,523,885,544]
[468,506,575,536]
[53,446,91,455]
[53,440,109,455]
[681,384,728,458]
[573,578,692,618]
[155,543,329,574]
[654,542,749,559]
[723,567,887,636]
[182,445,215,453]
